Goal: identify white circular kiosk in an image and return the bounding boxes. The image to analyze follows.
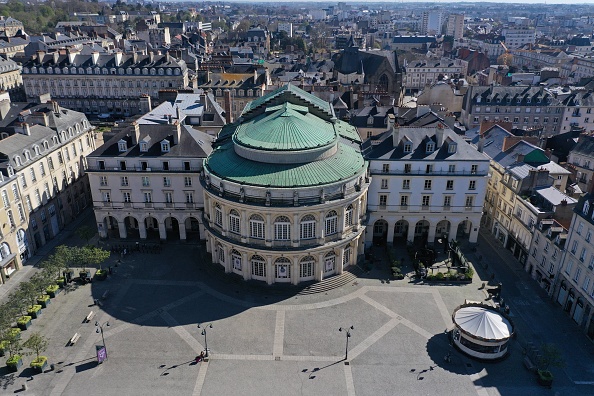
[451,303,514,360]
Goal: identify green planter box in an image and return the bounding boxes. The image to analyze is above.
[46,285,60,298]
[79,270,91,279]
[57,277,65,288]
[537,370,553,387]
[95,270,107,281]
[37,295,50,308]
[6,355,22,372]
[27,305,42,319]
[30,356,48,373]
[17,316,32,330]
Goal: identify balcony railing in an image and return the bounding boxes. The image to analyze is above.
[87,165,201,173]
[370,169,488,177]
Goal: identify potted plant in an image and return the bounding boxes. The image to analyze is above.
[3,330,23,372]
[0,340,8,357]
[536,343,565,388]
[57,276,66,288]
[94,269,108,281]
[46,284,60,298]
[27,305,42,319]
[23,332,49,373]
[37,294,50,308]
[17,316,32,330]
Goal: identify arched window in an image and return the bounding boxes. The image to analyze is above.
[251,254,266,277]
[300,214,316,240]
[324,251,336,273]
[300,256,315,279]
[229,209,240,234]
[325,210,338,236]
[249,214,265,239]
[23,150,31,161]
[231,249,242,271]
[345,205,354,228]
[14,156,22,166]
[275,257,291,279]
[0,242,10,259]
[214,203,222,226]
[43,141,49,150]
[274,216,291,240]
[378,74,389,92]
[33,146,40,156]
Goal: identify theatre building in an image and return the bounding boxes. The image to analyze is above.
[202,85,369,285]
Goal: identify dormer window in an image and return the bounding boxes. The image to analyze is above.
[448,142,457,154]
[403,142,412,153]
[161,140,170,153]
[584,201,590,215]
[140,142,148,152]
[426,142,435,153]
[118,139,127,152]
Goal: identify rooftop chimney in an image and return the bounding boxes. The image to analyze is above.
[52,101,60,114]
[18,123,31,136]
[435,123,445,147]
[200,93,207,111]
[132,122,140,145]
[91,51,99,65]
[223,90,232,124]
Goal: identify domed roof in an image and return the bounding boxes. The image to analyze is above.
[453,306,513,341]
[234,102,337,151]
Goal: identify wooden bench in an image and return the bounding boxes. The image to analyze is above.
[102,290,110,300]
[85,311,95,323]
[523,356,536,373]
[69,333,80,346]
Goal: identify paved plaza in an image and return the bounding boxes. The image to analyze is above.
[0,231,593,395]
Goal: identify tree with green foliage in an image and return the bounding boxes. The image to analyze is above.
[537,343,565,371]
[76,225,96,246]
[23,332,48,359]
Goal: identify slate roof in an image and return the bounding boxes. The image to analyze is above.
[333,45,400,76]
[570,134,594,157]
[204,84,364,188]
[363,126,487,161]
[575,193,594,226]
[22,52,185,71]
[391,36,436,44]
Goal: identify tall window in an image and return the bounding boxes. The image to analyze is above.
[1,190,8,208]
[275,257,291,279]
[300,214,316,239]
[379,195,387,207]
[142,176,150,186]
[402,179,410,189]
[121,176,129,186]
[185,192,194,203]
[465,196,474,208]
[274,216,291,240]
[344,205,353,227]
[143,192,152,203]
[422,195,430,207]
[249,214,265,239]
[102,191,111,202]
[231,249,242,271]
[469,180,476,190]
[214,203,223,226]
[184,177,192,187]
[251,255,266,277]
[217,245,225,264]
[446,180,454,190]
[10,184,18,200]
[123,192,131,203]
[300,256,314,278]
[443,196,451,207]
[325,211,338,236]
[165,192,173,203]
[400,195,408,206]
[30,168,36,182]
[163,177,171,187]
[39,163,46,177]
[229,209,240,234]
[381,179,388,189]
[424,180,432,190]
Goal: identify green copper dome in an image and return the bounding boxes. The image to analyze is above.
[233,102,337,151]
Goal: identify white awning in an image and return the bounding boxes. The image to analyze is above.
[453,306,512,341]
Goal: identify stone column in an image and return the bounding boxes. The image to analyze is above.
[118,220,127,239]
[98,222,107,239]
[158,221,167,240]
[198,218,206,241]
[179,220,187,241]
[317,210,325,244]
[337,246,345,275]
[292,214,300,247]
[292,256,300,285]
[241,251,249,281]
[316,252,324,281]
[223,245,231,273]
[267,255,273,285]
[387,220,395,245]
[407,222,416,244]
[427,222,436,245]
[138,219,147,239]
[240,210,247,243]
[265,213,272,247]
[353,199,361,231]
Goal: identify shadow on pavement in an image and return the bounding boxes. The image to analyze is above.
[425,333,481,375]
[0,370,16,390]
[75,361,97,373]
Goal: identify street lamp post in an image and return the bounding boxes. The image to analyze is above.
[95,321,110,360]
[197,323,213,357]
[339,326,354,361]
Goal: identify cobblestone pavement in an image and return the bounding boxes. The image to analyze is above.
[0,231,592,396]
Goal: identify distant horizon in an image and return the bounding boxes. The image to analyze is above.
[167,0,594,4]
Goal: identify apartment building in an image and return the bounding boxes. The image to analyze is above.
[403,58,467,91]
[0,98,97,284]
[446,14,465,40]
[502,26,535,49]
[364,121,490,247]
[87,98,216,242]
[559,91,594,133]
[21,49,189,116]
[567,133,594,194]
[525,219,567,296]
[461,85,564,137]
[555,194,594,340]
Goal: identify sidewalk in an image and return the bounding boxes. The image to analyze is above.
[0,208,95,302]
